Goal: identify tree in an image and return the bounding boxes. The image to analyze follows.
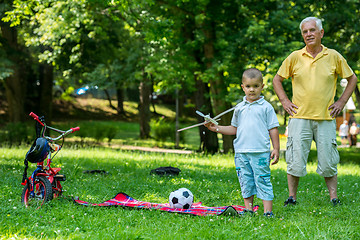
[1,0,358,149]
[2,0,138,119]
[0,1,28,122]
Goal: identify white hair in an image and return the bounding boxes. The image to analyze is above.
[299,17,323,31]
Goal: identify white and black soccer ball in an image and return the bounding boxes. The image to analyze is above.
[169,188,194,209]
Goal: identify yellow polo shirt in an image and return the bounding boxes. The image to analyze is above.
[278,45,354,120]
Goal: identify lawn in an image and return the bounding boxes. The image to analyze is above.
[1,145,359,239]
[1,100,359,239]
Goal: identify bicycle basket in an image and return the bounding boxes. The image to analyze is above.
[25,137,50,163]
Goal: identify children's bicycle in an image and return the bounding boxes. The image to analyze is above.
[21,112,80,208]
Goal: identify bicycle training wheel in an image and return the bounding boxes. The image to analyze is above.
[21,176,53,208]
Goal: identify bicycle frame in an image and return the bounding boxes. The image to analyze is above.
[23,150,64,197]
[21,112,79,204]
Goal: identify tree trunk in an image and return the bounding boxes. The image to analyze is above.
[194,75,219,154]
[139,77,151,139]
[116,88,125,114]
[178,87,185,117]
[203,21,234,153]
[1,21,26,122]
[39,63,53,122]
[354,85,360,109]
[4,70,25,122]
[180,17,219,153]
[104,89,117,111]
[219,113,235,153]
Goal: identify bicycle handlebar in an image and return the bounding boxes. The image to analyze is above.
[29,112,44,126]
[29,112,80,141]
[71,127,80,132]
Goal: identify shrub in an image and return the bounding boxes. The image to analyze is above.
[94,125,106,143]
[150,116,173,142]
[106,126,117,145]
[0,130,6,145]
[76,125,88,146]
[3,122,28,145]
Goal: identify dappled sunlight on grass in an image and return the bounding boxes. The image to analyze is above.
[339,163,360,175]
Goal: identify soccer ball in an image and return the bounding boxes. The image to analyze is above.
[169,188,194,209]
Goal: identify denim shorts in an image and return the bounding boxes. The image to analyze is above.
[234,152,274,201]
[286,118,339,177]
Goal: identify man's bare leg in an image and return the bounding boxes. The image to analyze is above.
[288,174,300,199]
[324,175,338,200]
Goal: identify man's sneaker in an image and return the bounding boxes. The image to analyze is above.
[331,198,341,206]
[239,209,254,217]
[284,196,297,206]
[263,211,274,218]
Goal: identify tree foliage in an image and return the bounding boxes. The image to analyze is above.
[1,0,359,151]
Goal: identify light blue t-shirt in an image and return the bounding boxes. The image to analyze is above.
[231,96,279,153]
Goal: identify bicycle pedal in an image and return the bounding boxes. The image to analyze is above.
[54,174,66,181]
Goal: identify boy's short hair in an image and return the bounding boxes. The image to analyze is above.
[242,68,263,82]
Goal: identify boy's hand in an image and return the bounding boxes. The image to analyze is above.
[204,122,217,132]
[270,149,279,165]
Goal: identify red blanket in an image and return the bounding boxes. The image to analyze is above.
[74,192,259,216]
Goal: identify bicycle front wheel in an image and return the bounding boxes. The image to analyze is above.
[21,176,53,208]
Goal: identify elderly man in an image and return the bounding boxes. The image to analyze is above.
[273,17,358,206]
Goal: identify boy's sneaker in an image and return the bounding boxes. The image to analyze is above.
[263,211,274,218]
[284,196,297,206]
[239,209,254,217]
[331,198,341,206]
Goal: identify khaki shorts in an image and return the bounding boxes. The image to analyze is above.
[286,118,339,177]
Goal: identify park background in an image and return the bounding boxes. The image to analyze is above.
[1,0,360,239]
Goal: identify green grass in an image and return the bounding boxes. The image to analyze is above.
[1,146,359,239]
[1,100,359,239]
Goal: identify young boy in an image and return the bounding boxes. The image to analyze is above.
[205,68,280,217]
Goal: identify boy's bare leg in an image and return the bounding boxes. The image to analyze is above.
[244,195,254,210]
[324,175,338,200]
[288,174,300,199]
